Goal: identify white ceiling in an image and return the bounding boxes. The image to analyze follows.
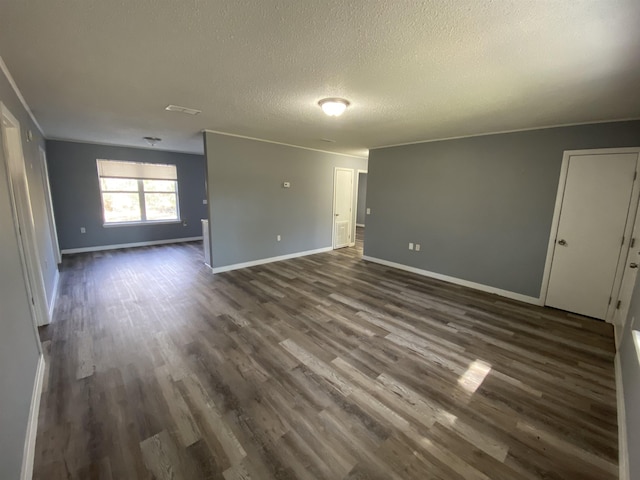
[1,0,639,157]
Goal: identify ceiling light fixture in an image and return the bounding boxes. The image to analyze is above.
[143,136,162,147]
[165,104,202,115]
[318,98,350,117]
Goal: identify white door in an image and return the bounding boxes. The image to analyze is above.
[1,104,50,327]
[546,152,638,319]
[333,168,354,249]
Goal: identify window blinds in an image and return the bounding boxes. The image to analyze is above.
[96,160,177,180]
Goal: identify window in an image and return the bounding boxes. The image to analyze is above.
[97,160,179,224]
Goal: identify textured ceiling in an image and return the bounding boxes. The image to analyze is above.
[1,0,639,157]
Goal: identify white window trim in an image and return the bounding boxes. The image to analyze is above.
[97,163,181,225]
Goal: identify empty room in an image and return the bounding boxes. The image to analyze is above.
[1,1,640,479]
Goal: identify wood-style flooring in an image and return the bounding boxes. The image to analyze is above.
[35,232,618,479]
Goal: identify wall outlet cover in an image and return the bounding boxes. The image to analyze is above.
[408,242,414,250]
[366,208,371,215]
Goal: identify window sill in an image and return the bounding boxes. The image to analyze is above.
[103,220,182,228]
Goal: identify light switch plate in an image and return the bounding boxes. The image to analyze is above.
[366,208,371,215]
[283,181,291,188]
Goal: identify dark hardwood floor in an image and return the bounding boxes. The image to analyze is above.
[35,236,618,479]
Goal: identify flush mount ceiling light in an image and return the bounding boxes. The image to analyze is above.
[318,98,350,117]
[143,136,162,147]
[165,104,201,115]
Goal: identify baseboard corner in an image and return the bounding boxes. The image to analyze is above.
[361,255,541,306]
[21,353,45,480]
[615,353,630,480]
[210,246,333,274]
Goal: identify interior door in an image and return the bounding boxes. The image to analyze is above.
[333,168,353,249]
[546,153,638,319]
[2,106,49,327]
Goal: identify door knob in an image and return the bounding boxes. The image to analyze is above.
[631,263,638,269]
[557,239,567,246]
[334,214,339,217]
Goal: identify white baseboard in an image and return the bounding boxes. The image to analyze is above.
[21,354,45,480]
[210,247,333,274]
[47,268,60,322]
[615,353,630,480]
[356,223,365,228]
[361,255,541,305]
[61,236,203,254]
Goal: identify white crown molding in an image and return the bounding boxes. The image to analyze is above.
[373,117,640,151]
[0,56,44,136]
[202,129,368,159]
[47,137,204,156]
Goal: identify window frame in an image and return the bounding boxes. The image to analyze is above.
[97,161,181,227]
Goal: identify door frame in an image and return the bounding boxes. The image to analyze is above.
[38,146,61,264]
[332,167,355,249]
[1,102,50,329]
[355,169,368,228]
[540,147,640,322]
[612,200,640,347]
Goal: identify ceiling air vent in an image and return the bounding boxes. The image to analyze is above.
[165,104,201,115]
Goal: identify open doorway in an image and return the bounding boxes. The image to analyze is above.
[355,170,367,255]
[332,167,354,249]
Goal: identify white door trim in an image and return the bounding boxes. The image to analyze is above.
[20,353,45,480]
[613,197,640,346]
[355,169,368,231]
[1,102,50,330]
[332,167,355,249]
[38,147,61,264]
[540,147,640,322]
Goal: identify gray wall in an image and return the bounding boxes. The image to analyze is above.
[0,66,49,478]
[46,140,207,250]
[357,172,367,225]
[620,279,640,479]
[365,120,640,298]
[204,132,368,268]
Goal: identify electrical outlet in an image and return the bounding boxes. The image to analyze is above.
[202,199,208,205]
[408,242,414,250]
[182,219,188,227]
[366,208,371,215]
[277,235,281,242]
[80,227,86,234]
[415,244,421,251]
